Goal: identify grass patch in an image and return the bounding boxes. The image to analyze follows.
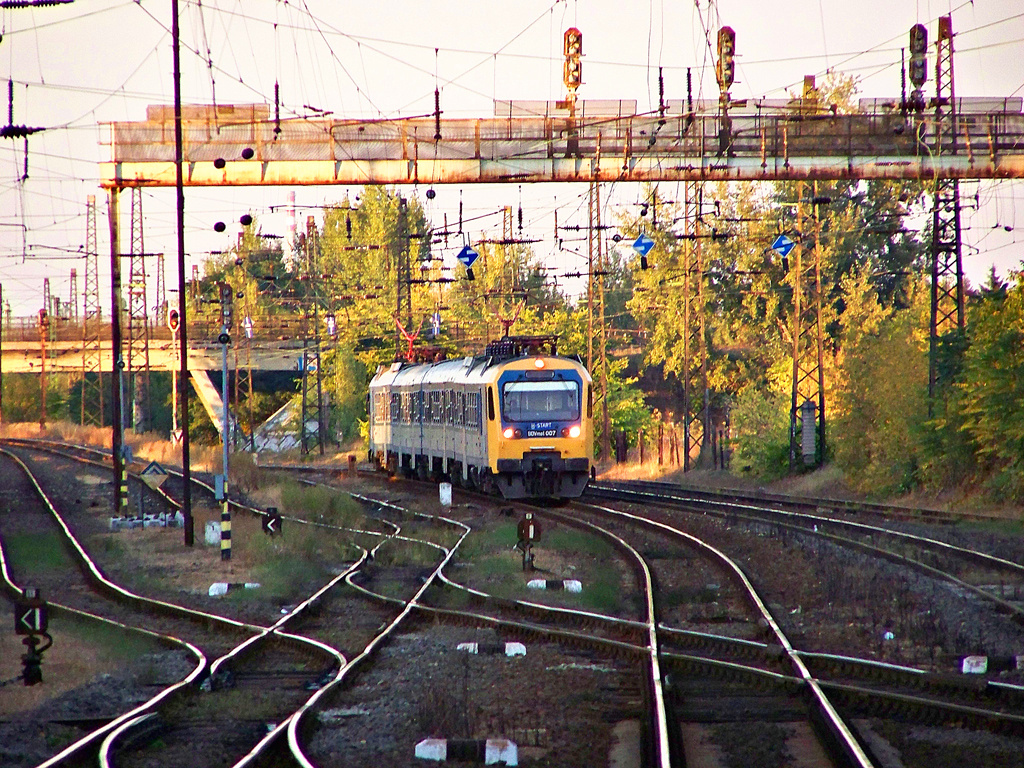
[279,480,367,529]
[577,575,623,613]
[373,538,442,567]
[62,612,167,662]
[169,689,283,721]
[957,518,1024,536]
[5,531,75,578]
[542,527,615,559]
[235,521,353,602]
[662,585,721,605]
[457,522,520,558]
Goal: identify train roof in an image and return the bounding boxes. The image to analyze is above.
[371,350,589,388]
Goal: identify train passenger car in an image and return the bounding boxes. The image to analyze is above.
[368,336,593,499]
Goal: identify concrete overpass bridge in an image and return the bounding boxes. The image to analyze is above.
[0,319,313,374]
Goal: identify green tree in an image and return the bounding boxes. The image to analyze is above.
[831,274,930,493]
[952,269,1024,498]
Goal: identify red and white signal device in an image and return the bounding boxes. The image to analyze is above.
[167,307,180,333]
[517,512,541,544]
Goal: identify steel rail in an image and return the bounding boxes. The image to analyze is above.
[347,484,672,764]
[0,446,267,633]
[287,505,470,768]
[538,506,671,768]
[577,500,877,768]
[0,440,367,768]
[0,449,208,768]
[593,482,1024,626]
[592,481,1024,573]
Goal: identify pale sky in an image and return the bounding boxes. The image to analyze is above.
[1,0,1022,317]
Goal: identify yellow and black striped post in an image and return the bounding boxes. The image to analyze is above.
[220,485,231,561]
[120,477,129,517]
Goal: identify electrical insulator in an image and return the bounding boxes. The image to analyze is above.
[716,26,736,90]
[219,282,233,329]
[167,308,180,332]
[563,27,583,90]
[908,24,928,90]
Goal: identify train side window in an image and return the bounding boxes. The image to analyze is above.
[487,387,495,421]
[587,385,592,418]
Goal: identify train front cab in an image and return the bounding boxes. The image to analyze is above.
[487,358,593,499]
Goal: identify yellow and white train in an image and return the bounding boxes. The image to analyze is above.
[368,336,594,499]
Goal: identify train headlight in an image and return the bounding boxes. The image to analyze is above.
[568,425,582,438]
[503,427,515,439]
[534,358,545,369]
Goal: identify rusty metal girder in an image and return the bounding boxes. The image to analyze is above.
[100,103,1024,187]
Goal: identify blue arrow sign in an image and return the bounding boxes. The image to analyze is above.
[457,245,479,268]
[632,234,655,257]
[770,234,795,258]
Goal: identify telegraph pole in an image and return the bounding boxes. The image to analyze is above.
[172,0,194,546]
[108,189,126,517]
[0,283,4,428]
[217,282,232,560]
[38,308,48,431]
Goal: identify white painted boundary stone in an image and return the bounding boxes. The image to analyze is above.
[109,511,184,531]
[208,582,261,597]
[962,656,988,674]
[456,642,526,657]
[205,520,220,545]
[527,578,582,593]
[414,738,517,765]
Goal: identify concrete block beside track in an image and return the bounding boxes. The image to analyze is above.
[456,642,526,656]
[415,738,518,765]
[527,579,581,592]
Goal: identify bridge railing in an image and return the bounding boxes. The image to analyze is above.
[107,101,1024,168]
[1,314,313,345]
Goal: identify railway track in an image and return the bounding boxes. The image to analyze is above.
[9,438,1024,766]
[311,466,1024,765]
[582,482,1024,765]
[0,440,355,766]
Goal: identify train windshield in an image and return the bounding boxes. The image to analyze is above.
[501,380,580,422]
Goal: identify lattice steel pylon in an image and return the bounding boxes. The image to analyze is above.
[394,197,411,354]
[42,276,51,331]
[81,195,103,426]
[789,182,827,469]
[300,216,325,455]
[154,252,166,328]
[68,269,78,325]
[127,187,151,432]
[236,284,255,452]
[682,181,708,470]
[586,182,611,461]
[928,14,964,409]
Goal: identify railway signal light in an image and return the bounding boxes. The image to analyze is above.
[909,24,928,90]
[563,27,582,91]
[167,308,180,332]
[218,282,233,330]
[716,26,736,90]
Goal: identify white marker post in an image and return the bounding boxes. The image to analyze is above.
[439,482,452,522]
